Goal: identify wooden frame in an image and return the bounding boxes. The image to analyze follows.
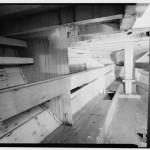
[0,65,115,123]
[0,76,70,121]
[74,14,123,25]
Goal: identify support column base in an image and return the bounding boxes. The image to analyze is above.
[122,79,135,94]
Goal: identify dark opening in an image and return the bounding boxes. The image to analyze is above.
[103,92,115,100]
[71,79,97,94]
[137,133,147,143]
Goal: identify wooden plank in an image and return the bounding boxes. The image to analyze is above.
[0,110,60,143]
[147,28,150,146]
[42,92,111,143]
[70,65,115,90]
[0,106,43,138]
[0,5,41,16]
[74,14,123,25]
[104,97,147,146]
[0,48,27,90]
[120,4,148,30]
[79,27,150,37]
[0,36,27,48]
[0,57,33,65]
[18,27,69,83]
[0,76,70,121]
[137,84,148,104]
[71,78,105,115]
[97,83,121,143]
[135,81,148,91]
[69,64,86,74]
[119,94,141,99]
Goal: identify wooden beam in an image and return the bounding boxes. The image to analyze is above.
[71,78,105,115]
[120,4,149,30]
[74,14,123,25]
[0,76,70,121]
[147,30,150,148]
[0,36,27,48]
[2,25,62,38]
[70,65,115,90]
[98,83,121,143]
[0,105,43,138]
[78,27,149,38]
[0,57,33,65]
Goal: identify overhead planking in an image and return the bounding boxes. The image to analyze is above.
[70,64,115,90]
[0,4,125,37]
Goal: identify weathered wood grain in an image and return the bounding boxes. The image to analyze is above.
[0,76,70,121]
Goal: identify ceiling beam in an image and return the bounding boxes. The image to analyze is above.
[74,14,123,25]
[78,27,150,38]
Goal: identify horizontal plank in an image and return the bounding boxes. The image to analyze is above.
[0,76,70,121]
[0,57,33,65]
[74,14,123,25]
[0,106,43,138]
[79,27,149,37]
[0,65,115,121]
[135,81,148,91]
[98,83,121,143]
[0,110,60,143]
[71,78,105,115]
[70,65,115,90]
[0,36,27,48]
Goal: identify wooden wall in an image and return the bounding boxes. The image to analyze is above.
[0,26,73,143]
[18,27,73,125]
[79,22,119,40]
[0,46,26,89]
[135,68,149,104]
[18,27,69,83]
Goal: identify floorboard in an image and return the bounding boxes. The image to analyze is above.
[104,97,148,147]
[42,93,112,143]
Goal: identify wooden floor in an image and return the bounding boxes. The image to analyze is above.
[104,97,148,147]
[42,92,112,143]
[42,81,148,146]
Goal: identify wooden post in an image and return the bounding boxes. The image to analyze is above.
[123,45,134,94]
[47,27,73,126]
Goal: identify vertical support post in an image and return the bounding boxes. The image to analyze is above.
[147,30,150,148]
[123,45,134,94]
[47,27,73,126]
